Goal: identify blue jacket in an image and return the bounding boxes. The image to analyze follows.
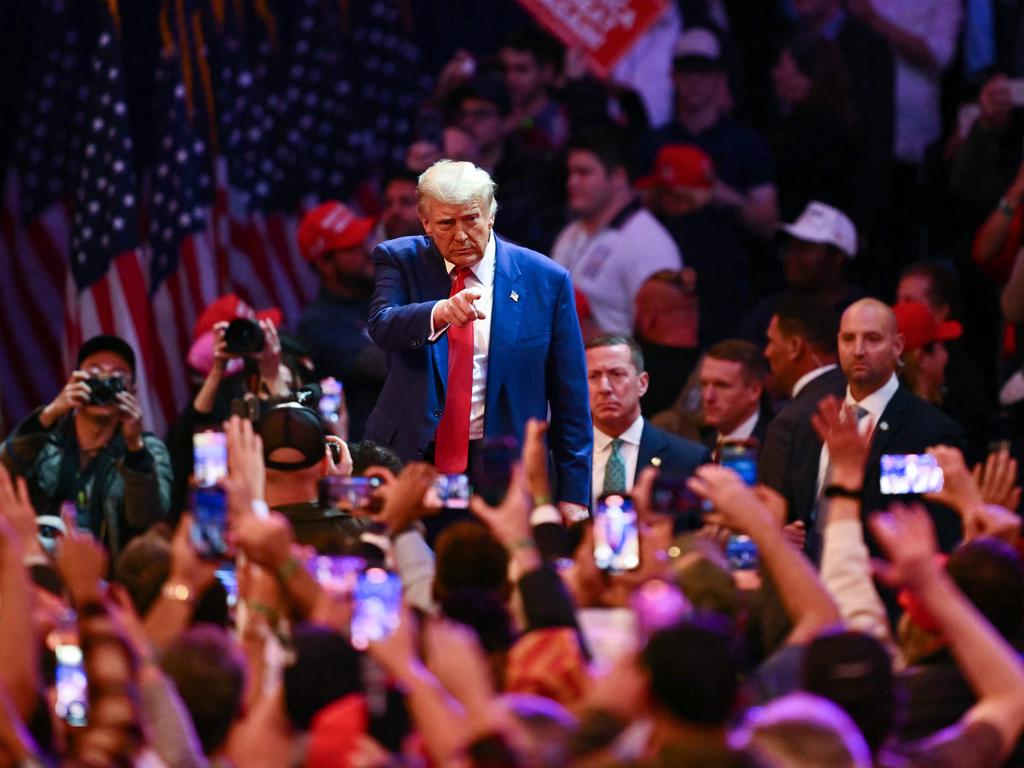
[365,235,592,507]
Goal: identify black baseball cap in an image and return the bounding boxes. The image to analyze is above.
[257,403,327,471]
[76,334,137,376]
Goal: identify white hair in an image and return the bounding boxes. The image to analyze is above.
[731,693,873,768]
[417,159,498,218]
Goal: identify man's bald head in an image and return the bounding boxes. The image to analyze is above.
[838,299,904,400]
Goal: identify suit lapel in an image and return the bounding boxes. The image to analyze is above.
[485,238,525,418]
[637,422,665,469]
[867,385,909,468]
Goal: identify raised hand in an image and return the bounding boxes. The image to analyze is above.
[811,395,871,488]
[55,528,109,608]
[377,463,436,535]
[39,370,92,428]
[868,503,941,592]
[115,390,144,451]
[973,450,1021,511]
[687,464,775,534]
[225,415,265,504]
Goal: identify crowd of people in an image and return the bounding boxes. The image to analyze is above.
[3,1,1024,766]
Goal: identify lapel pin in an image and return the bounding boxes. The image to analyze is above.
[510,290,519,302]
[879,421,888,431]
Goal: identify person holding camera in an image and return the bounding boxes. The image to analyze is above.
[0,334,172,557]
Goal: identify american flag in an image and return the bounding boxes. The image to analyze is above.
[64,2,162,430]
[1,0,426,436]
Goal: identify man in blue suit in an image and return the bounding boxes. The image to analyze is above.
[586,334,709,509]
[365,160,592,518]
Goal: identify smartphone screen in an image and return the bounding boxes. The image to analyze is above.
[470,435,518,506]
[350,567,402,650]
[190,486,230,559]
[319,476,382,513]
[319,377,343,423]
[432,473,471,509]
[193,431,228,488]
[593,493,640,572]
[55,642,88,727]
[879,454,944,495]
[719,441,757,485]
[726,534,759,571]
[214,565,238,610]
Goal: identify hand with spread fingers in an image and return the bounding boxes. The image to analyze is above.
[869,503,941,592]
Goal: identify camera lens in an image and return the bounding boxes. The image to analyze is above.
[224,318,265,355]
[87,378,115,405]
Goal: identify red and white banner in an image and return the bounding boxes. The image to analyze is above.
[517,0,669,75]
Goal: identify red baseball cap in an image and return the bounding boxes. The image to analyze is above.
[297,201,375,262]
[191,294,282,342]
[636,144,715,191]
[893,301,962,352]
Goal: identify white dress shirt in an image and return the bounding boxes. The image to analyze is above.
[817,373,900,494]
[428,234,495,440]
[791,364,838,399]
[720,409,760,443]
[593,415,645,509]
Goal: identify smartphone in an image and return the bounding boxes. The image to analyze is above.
[432,473,471,509]
[308,555,365,595]
[1008,78,1024,107]
[350,567,403,650]
[190,486,230,559]
[470,435,519,506]
[319,377,343,423]
[193,431,228,488]
[651,470,706,532]
[319,476,382,513]
[726,534,759,571]
[879,454,944,495]
[55,641,88,727]
[719,441,758,485]
[593,493,640,572]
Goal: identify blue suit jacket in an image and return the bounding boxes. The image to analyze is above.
[364,235,593,507]
[637,422,710,476]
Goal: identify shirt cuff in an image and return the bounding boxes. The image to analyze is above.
[530,503,562,527]
[428,301,450,342]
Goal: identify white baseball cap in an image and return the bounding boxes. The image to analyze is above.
[673,28,722,65]
[779,201,858,258]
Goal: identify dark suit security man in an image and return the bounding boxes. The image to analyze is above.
[586,334,708,509]
[366,160,592,519]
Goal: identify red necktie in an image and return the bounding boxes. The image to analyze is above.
[434,267,474,472]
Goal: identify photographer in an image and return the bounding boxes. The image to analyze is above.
[0,334,172,557]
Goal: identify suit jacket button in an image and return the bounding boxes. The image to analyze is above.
[434,408,443,417]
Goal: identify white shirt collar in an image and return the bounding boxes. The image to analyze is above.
[845,372,899,419]
[595,414,645,451]
[792,364,838,398]
[723,409,759,442]
[443,232,495,286]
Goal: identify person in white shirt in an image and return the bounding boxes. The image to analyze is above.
[551,129,683,339]
[587,335,708,509]
[821,298,966,553]
[697,340,770,452]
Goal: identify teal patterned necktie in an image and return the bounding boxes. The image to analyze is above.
[602,438,627,495]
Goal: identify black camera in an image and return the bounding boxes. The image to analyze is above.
[224,318,265,355]
[86,376,126,405]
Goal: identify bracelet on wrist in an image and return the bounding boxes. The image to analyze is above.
[510,537,537,552]
[823,483,863,500]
